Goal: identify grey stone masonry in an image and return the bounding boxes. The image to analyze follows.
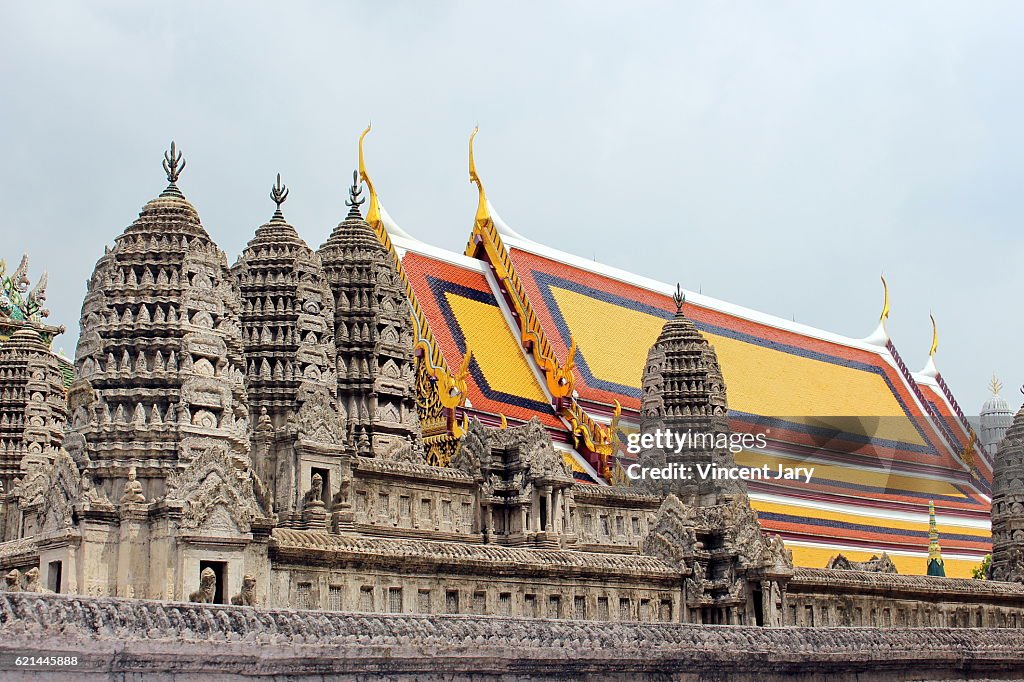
[1,593,1024,681]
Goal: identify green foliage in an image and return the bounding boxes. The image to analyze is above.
[970,554,991,580]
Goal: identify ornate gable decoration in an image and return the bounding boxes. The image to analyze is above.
[39,449,82,533]
[642,494,699,566]
[295,386,344,447]
[166,443,264,534]
[491,417,572,484]
[452,417,489,478]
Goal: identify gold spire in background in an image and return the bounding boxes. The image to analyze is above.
[879,275,890,324]
[990,375,1003,396]
[469,126,492,227]
[358,124,382,229]
[928,313,938,357]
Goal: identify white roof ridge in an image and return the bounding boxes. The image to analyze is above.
[499,232,890,354]
[391,233,490,273]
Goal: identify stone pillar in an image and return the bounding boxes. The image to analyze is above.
[544,487,553,532]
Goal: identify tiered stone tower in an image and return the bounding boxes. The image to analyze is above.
[0,329,67,484]
[638,285,736,504]
[67,142,251,501]
[232,175,344,522]
[317,173,421,456]
[991,401,1024,583]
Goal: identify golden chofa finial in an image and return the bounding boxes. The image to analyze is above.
[928,313,938,357]
[469,126,492,227]
[879,275,890,324]
[358,124,382,229]
[990,375,1003,396]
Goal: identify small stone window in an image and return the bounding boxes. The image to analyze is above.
[639,598,651,622]
[295,582,313,610]
[388,587,403,613]
[583,514,593,532]
[328,585,343,611]
[548,595,562,619]
[573,596,587,620]
[445,590,460,614]
[600,516,610,535]
[379,492,390,516]
[356,490,368,512]
[524,593,538,617]
[420,498,432,521]
[619,597,631,621]
[631,517,641,534]
[442,499,452,523]
[659,599,672,622]
[400,495,411,517]
[499,592,512,616]
[359,586,374,612]
[418,589,431,614]
[597,597,609,620]
[473,591,486,614]
[461,502,472,526]
[615,516,624,535]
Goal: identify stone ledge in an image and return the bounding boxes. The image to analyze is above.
[270,529,678,577]
[1,594,1024,680]
[792,567,1024,597]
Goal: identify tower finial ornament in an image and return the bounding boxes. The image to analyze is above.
[270,173,289,209]
[990,375,1003,396]
[345,170,364,220]
[672,283,685,314]
[162,141,185,184]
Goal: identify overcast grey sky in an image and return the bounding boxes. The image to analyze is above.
[2,1,1021,415]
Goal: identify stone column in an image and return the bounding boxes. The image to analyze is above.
[544,487,553,532]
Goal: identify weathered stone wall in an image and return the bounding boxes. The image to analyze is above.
[2,593,1024,681]
[788,567,1024,627]
[350,457,479,539]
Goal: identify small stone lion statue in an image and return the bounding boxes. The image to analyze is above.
[23,567,48,593]
[188,567,217,603]
[230,574,257,606]
[3,569,21,592]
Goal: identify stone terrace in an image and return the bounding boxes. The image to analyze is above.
[2,593,1024,680]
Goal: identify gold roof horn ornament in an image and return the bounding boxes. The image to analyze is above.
[469,126,492,228]
[879,275,891,325]
[929,313,938,358]
[358,124,382,229]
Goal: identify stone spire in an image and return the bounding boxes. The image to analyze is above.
[0,327,68,490]
[638,284,736,503]
[318,171,421,456]
[990,397,1024,582]
[232,175,343,517]
[66,142,250,501]
[981,376,1013,456]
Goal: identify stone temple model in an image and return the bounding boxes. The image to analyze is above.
[0,138,1022,634]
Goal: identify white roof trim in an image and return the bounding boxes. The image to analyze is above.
[379,202,414,240]
[499,231,890,354]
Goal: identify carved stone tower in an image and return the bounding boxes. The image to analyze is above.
[990,401,1024,583]
[0,328,67,491]
[638,285,737,504]
[317,173,421,456]
[233,175,345,523]
[66,142,251,502]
